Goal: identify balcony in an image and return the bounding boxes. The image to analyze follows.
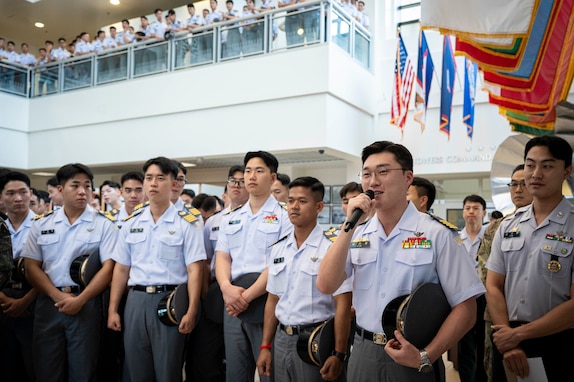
[0,0,370,98]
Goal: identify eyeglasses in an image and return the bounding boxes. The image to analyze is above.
[176,177,187,184]
[507,181,526,189]
[358,168,406,181]
[227,178,245,187]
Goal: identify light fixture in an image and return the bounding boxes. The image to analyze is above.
[181,162,197,167]
[110,0,120,5]
[31,172,55,176]
[34,22,45,28]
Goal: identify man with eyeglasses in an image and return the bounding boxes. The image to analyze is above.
[317,141,484,382]
[486,136,574,381]
[186,165,249,382]
[478,164,532,382]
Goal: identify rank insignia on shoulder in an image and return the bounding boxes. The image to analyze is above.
[427,212,459,231]
[123,208,144,222]
[110,208,120,216]
[33,210,55,221]
[273,257,284,264]
[350,238,370,249]
[179,210,199,224]
[41,229,55,235]
[184,207,202,218]
[279,201,288,210]
[323,230,338,243]
[225,204,243,215]
[269,234,289,247]
[99,210,117,222]
[133,201,150,211]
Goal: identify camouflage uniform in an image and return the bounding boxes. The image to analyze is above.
[0,217,13,290]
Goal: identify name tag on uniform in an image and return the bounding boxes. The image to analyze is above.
[229,220,241,225]
[212,226,220,231]
[130,228,144,233]
[41,229,55,235]
[274,257,284,264]
[350,239,370,248]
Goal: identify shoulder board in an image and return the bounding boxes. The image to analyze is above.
[225,204,243,215]
[99,210,117,222]
[123,208,144,222]
[427,212,459,231]
[133,201,150,211]
[178,210,199,224]
[279,201,288,211]
[269,234,289,247]
[323,230,338,243]
[110,208,120,216]
[32,210,55,221]
[184,206,202,218]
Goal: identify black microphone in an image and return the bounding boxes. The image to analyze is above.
[344,190,374,232]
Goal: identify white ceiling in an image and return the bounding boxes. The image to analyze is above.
[0,0,186,52]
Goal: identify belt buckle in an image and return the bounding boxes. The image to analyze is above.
[285,325,294,336]
[373,332,387,345]
[10,283,22,289]
[61,286,72,293]
[146,286,157,294]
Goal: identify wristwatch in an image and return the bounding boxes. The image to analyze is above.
[331,350,347,362]
[418,349,433,373]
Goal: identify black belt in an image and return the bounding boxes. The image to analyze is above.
[356,325,387,345]
[132,285,178,294]
[57,286,80,293]
[280,322,321,336]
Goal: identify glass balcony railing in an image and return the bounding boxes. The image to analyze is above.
[0,0,371,98]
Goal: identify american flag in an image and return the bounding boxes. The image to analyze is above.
[391,32,415,133]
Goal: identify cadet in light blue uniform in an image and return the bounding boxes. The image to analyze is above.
[258,177,352,382]
[22,163,118,382]
[108,157,206,382]
[317,141,485,382]
[486,136,574,381]
[0,172,37,382]
[216,151,292,382]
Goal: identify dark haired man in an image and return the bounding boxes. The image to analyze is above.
[171,160,189,210]
[257,177,352,382]
[216,151,292,382]
[30,189,50,216]
[100,180,123,216]
[486,136,574,381]
[181,189,196,205]
[108,157,206,382]
[117,172,145,221]
[458,194,488,382]
[317,141,484,381]
[0,172,37,382]
[271,173,291,204]
[22,163,118,382]
[407,177,436,212]
[478,164,532,382]
[46,176,63,210]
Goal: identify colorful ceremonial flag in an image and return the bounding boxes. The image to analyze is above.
[421,0,536,37]
[439,35,456,139]
[414,30,435,131]
[463,59,478,139]
[390,32,416,133]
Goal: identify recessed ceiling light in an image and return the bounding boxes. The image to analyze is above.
[34,22,45,28]
[110,0,120,5]
[31,171,55,176]
[26,0,43,3]
[181,162,197,167]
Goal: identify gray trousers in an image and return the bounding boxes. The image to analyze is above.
[223,310,269,382]
[123,289,187,382]
[348,333,445,382]
[274,327,346,382]
[33,293,101,382]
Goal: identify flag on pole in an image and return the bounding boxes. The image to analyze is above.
[414,30,435,131]
[440,35,456,139]
[463,58,478,139]
[390,32,416,134]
